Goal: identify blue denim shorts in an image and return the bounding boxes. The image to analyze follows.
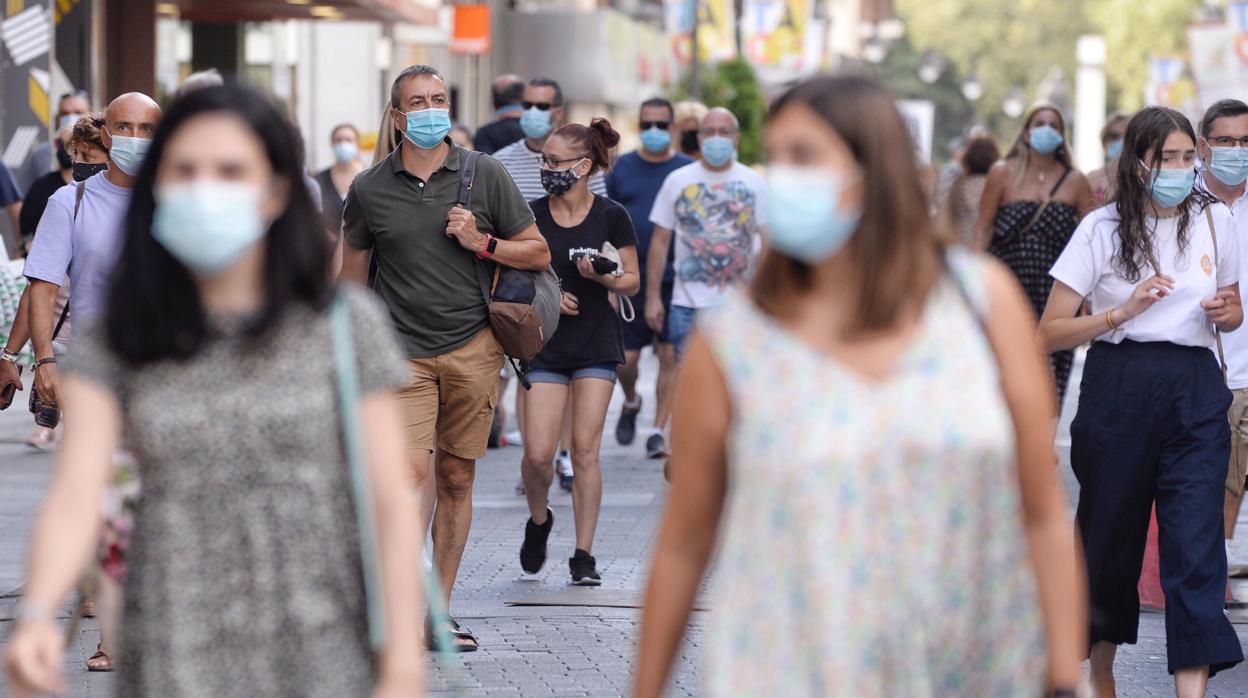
[528,363,618,386]
[666,305,699,360]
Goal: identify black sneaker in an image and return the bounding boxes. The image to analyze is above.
[646,433,669,459]
[520,508,553,574]
[615,399,642,446]
[569,549,601,586]
[557,452,574,492]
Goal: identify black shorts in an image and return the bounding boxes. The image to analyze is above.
[622,279,674,351]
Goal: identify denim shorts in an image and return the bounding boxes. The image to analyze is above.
[528,363,618,386]
[666,305,699,360]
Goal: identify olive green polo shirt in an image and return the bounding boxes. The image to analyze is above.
[343,140,536,359]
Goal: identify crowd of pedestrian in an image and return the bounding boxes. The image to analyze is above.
[1,56,1247,698]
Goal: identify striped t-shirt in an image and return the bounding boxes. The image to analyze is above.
[493,139,608,202]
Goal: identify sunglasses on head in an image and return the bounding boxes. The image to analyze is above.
[523,101,556,111]
[640,120,671,131]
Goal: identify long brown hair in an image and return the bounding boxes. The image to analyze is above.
[752,75,942,335]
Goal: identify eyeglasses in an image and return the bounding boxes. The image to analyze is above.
[640,121,671,131]
[538,154,587,168]
[1208,136,1248,148]
[699,127,737,138]
[523,101,557,111]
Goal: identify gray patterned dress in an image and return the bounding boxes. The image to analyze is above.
[64,286,408,698]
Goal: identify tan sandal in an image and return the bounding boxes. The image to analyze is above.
[86,645,114,672]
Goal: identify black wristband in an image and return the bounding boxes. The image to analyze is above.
[34,357,57,370]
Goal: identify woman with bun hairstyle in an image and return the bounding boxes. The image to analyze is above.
[517,118,639,586]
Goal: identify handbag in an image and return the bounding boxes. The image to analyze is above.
[457,151,561,381]
[1204,207,1247,497]
[331,294,467,692]
[600,241,635,322]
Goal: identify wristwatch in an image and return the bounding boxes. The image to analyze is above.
[0,349,18,365]
[476,233,498,260]
[33,357,57,371]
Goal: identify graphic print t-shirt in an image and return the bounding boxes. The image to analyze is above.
[649,161,767,309]
[530,195,638,369]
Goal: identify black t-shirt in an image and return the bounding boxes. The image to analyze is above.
[20,170,68,239]
[473,119,525,156]
[531,195,638,369]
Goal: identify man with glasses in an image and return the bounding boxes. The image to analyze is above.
[494,77,606,493]
[493,77,607,201]
[1196,99,1248,591]
[605,98,692,450]
[643,107,766,457]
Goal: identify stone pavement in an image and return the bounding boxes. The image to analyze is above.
[0,350,1246,696]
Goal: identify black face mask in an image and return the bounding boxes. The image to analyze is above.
[680,130,700,154]
[72,162,108,182]
[55,143,73,170]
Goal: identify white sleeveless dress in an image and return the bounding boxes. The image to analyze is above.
[698,252,1047,696]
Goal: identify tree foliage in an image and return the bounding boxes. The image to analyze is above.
[1089,0,1203,111]
[673,58,768,164]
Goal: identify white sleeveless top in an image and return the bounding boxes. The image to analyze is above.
[697,251,1046,696]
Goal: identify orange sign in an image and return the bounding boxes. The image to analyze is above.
[451,5,490,55]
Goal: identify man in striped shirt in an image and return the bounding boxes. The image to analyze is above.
[493,77,607,202]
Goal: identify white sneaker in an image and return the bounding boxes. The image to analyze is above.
[557,452,574,492]
[505,430,524,447]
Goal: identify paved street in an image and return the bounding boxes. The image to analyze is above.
[0,350,1247,696]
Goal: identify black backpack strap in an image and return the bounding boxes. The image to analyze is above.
[52,182,87,341]
[458,150,482,208]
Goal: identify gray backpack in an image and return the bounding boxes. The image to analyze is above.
[459,151,560,388]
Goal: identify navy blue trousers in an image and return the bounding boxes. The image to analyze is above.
[1071,340,1243,676]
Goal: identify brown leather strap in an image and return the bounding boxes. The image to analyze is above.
[994,168,1071,250]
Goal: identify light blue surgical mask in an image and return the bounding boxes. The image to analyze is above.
[1208,146,1248,186]
[108,134,152,176]
[402,108,452,150]
[153,181,267,275]
[765,165,861,263]
[333,141,358,164]
[1106,138,1123,161]
[520,107,553,140]
[1028,125,1063,155]
[701,136,735,167]
[1146,164,1195,208]
[639,128,671,154]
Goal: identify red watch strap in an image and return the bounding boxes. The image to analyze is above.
[477,234,497,259]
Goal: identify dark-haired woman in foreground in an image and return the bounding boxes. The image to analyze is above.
[635,75,1083,696]
[4,85,423,697]
[1041,106,1244,697]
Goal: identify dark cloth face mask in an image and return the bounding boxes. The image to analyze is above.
[680,130,700,153]
[540,165,582,197]
[72,162,108,182]
[55,143,73,170]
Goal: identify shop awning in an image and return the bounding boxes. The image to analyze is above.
[167,0,439,25]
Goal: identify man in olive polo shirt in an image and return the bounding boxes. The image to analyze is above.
[340,65,550,650]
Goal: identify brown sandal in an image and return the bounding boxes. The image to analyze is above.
[86,645,114,672]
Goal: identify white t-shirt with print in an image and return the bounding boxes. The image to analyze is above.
[649,161,767,310]
[1050,202,1239,350]
[1207,182,1248,388]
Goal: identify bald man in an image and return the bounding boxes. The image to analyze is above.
[16,92,162,407]
[473,73,526,155]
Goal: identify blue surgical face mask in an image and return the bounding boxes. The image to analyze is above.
[153,180,267,275]
[1028,125,1063,155]
[765,165,861,263]
[1106,138,1124,161]
[640,128,671,154]
[1146,164,1195,208]
[333,141,358,164]
[402,108,452,150]
[701,136,735,167]
[520,107,553,140]
[1208,146,1248,186]
[108,133,152,176]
